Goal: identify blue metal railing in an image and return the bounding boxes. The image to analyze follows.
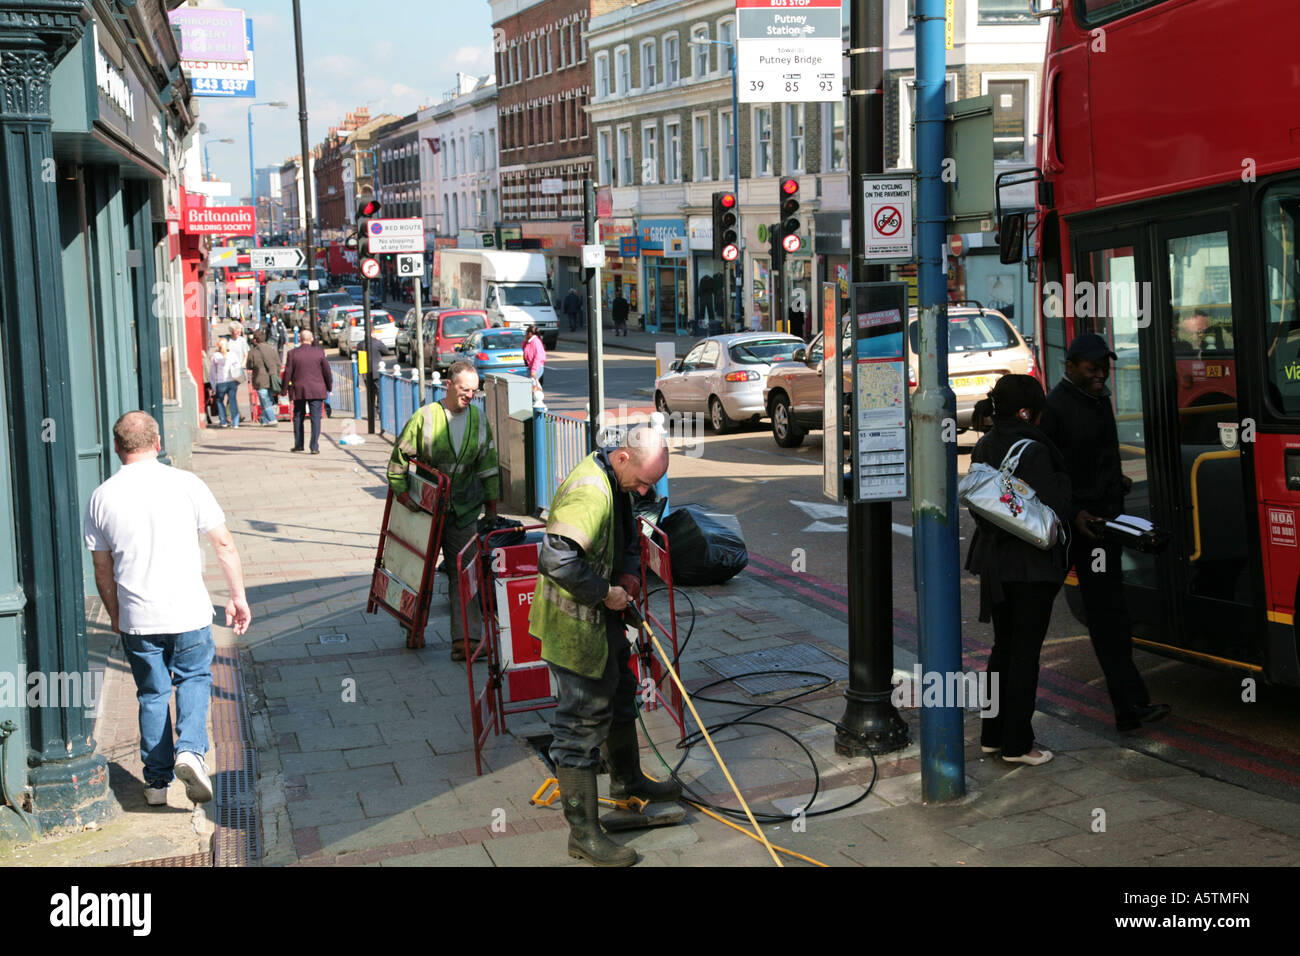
[534,409,594,512]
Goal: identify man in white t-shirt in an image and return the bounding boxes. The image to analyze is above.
[84,411,252,807]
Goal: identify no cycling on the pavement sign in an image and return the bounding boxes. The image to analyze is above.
[736,0,843,103]
[863,174,915,263]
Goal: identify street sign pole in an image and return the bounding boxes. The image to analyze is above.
[836,0,909,759]
[413,269,425,397]
[363,273,375,434]
[584,179,604,451]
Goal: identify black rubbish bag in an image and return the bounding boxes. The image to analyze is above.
[661,505,748,586]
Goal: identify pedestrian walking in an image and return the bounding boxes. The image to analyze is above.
[965,375,1072,766]
[387,361,499,660]
[283,330,333,454]
[210,339,240,428]
[529,425,675,866]
[246,329,283,426]
[612,293,630,338]
[523,325,546,386]
[1041,333,1171,733]
[268,313,289,364]
[563,289,582,332]
[84,411,250,806]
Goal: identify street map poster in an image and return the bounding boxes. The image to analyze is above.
[822,281,843,502]
[849,282,910,502]
[736,0,843,103]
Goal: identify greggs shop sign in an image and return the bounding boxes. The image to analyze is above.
[183,205,256,234]
[639,218,686,257]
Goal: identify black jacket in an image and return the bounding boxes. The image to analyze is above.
[1040,377,1124,521]
[964,420,1072,619]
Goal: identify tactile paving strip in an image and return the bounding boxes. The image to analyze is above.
[210,648,261,866]
[700,644,848,696]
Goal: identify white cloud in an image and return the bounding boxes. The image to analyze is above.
[450,44,492,71]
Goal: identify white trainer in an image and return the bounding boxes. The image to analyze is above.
[144,785,168,806]
[173,751,213,803]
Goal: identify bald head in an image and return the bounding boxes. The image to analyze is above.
[300,330,314,345]
[611,425,669,495]
[113,411,161,461]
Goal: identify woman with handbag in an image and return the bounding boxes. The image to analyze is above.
[964,374,1071,766]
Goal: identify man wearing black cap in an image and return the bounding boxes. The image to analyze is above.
[1041,333,1170,733]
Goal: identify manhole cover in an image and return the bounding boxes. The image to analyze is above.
[318,633,349,645]
[700,644,847,696]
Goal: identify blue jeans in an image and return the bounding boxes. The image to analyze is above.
[548,624,638,769]
[215,381,240,427]
[257,387,277,424]
[122,626,214,788]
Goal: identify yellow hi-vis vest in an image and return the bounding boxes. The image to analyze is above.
[386,401,500,528]
[530,453,616,679]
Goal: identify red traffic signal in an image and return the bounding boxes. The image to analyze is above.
[358,198,381,218]
[780,177,799,196]
[718,192,736,209]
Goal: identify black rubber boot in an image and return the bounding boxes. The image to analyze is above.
[556,766,637,867]
[604,722,682,803]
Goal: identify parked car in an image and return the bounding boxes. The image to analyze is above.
[321,304,360,347]
[268,289,308,323]
[654,332,805,432]
[297,290,354,336]
[344,283,383,307]
[762,304,1034,448]
[908,305,1036,427]
[396,308,489,371]
[338,308,396,356]
[455,328,529,378]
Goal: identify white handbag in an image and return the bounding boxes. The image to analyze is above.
[958,438,1064,550]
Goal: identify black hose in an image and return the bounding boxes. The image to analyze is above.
[632,591,879,825]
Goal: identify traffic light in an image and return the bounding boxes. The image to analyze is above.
[712,191,738,262]
[356,194,381,257]
[769,222,785,275]
[778,177,801,254]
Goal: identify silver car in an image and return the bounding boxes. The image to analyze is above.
[654,332,806,432]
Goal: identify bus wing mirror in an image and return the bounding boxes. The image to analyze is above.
[997,213,1026,265]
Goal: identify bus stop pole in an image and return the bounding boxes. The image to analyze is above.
[584,178,605,451]
[836,0,909,758]
[912,0,965,801]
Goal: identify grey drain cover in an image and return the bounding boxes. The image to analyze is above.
[700,644,847,696]
[318,633,349,645]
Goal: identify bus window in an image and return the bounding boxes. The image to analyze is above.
[1262,187,1300,416]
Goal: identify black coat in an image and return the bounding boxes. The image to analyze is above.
[1040,377,1125,521]
[964,420,1072,620]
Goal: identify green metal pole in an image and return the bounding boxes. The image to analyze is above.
[0,3,113,830]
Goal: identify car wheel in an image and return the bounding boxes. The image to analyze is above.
[654,391,670,416]
[771,394,805,448]
[709,396,734,433]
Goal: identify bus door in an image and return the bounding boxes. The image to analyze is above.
[1071,231,1166,642]
[1074,215,1257,664]
[1151,215,1257,662]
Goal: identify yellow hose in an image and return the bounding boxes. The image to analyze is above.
[638,621,784,867]
[684,800,830,867]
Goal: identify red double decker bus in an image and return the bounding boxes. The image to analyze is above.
[1001,0,1300,685]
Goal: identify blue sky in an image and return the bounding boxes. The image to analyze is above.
[192,0,496,199]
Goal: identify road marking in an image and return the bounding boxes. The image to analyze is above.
[790,500,914,537]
